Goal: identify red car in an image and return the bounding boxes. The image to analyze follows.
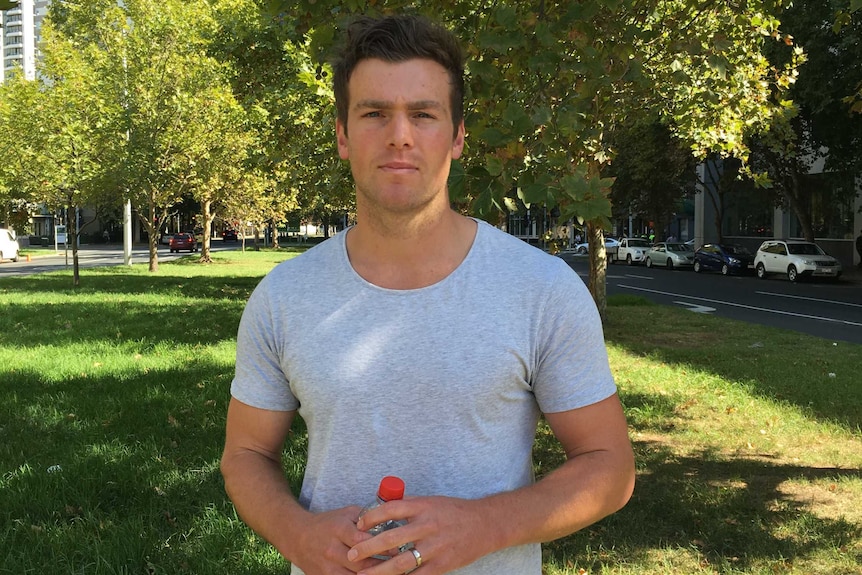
[168,233,197,253]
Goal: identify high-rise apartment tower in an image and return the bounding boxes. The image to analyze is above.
[1,0,51,83]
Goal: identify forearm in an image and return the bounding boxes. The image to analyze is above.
[221,447,311,562]
[482,446,635,550]
[476,395,636,553]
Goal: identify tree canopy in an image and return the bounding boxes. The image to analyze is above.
[1,0,806,308]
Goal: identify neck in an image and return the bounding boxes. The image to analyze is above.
[346,207,477,290]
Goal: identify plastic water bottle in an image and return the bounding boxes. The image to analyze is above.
[359,476,413,559]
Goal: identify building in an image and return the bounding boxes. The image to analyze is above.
[1,0,50,83]
[693,157,862,269]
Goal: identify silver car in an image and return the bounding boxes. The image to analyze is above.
[645,242,695,270]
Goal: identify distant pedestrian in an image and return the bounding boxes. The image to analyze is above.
[103,229,110,243]
[856,229,862,268]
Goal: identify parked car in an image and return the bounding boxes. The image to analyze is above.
[645,242,695,269]
[693,243,755,275]
[574,237,619,255]
[168,232,198,253]
[0,228,20,262]
[221,229,238,242]
[160,232,173,245]
[609,237,652,265]
[754,239,842,282]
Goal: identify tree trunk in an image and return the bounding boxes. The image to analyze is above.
[67,193,80,287]
[784,169,814,241]
[270,217,280,249]
[200,198,214,263]
[146,194,160,272]
[587,220,607,323]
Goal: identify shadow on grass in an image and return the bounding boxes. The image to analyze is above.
[0,266,266,300]
[538,431,862,572]
[0,268,270,348]
[0,358,308,574]
[2,298,246,347]
[603,301,862,433]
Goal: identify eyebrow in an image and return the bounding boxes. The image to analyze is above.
[354,99,445,111]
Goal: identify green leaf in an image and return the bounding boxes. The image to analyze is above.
[467,59,497,83]
[493,6,519,29]
[707,55,727,80]
[479,127,510,148]
[530,106,552,126]
[535,22,555,48]
[476,29,525,53]
[447,159,465,201]
[484,154,504,177]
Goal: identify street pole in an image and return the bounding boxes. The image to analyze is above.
[123,199,132,265]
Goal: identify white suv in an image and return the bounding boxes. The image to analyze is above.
[754,239,842,282]
[0,228,20,262]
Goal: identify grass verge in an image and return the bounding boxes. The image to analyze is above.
[1,250,859,574]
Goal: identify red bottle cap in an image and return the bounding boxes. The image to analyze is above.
[377,476,405,501]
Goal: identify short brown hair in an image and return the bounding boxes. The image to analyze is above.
[331,14,465,138]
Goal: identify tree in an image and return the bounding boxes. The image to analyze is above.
[185,84,256,262]
[271,0,798,319]
[608,118,697,239]
[210,1,353,245]
[0,74,40,232]
[749,0,861,242]
[52,0,247,271]
[834,0,862,113]
[13,24,120,286]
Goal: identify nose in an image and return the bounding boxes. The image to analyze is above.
[387,113,414,148]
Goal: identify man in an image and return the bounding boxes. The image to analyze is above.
[856,229,861,268]
[220,14,635,575]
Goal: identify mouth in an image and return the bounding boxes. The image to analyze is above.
[380,162,418,173]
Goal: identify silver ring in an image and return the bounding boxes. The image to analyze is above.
[411,548,423,567]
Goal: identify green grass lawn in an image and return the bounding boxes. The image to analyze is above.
[1,250,859,574]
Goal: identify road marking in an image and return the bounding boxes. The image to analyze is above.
[625,274,653,280]
[755,291,862,309]
[619,284,862,327]
[674,301,716,314]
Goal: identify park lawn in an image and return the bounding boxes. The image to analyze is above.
[0,250,859,575]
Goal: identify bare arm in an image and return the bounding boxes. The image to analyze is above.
[221,398,376,574]
[348,393,635,574]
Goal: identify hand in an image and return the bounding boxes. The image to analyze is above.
[347,496,496,575]
[290,505,382,575]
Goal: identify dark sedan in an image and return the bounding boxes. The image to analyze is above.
[221,229,238,242]
[693,243,755,275]
[168,233,198,253]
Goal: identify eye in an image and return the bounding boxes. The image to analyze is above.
[363,111,383,118]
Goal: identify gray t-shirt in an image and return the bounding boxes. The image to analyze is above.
[231,220,616,574]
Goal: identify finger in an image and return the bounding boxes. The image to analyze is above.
[399,547,424,574]
[348,525,412,562]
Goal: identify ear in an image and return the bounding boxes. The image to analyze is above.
[336,118,349,160]
[451,120,465,160]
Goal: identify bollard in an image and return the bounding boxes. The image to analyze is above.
[26,254,32,262]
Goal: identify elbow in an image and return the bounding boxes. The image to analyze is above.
[613,448,637,513]
[220,448,241,498]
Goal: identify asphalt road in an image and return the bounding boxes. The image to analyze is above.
[0,241,242,277]
[5,243,861,344]
[559,252,862,345]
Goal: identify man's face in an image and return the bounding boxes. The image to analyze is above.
[336,58,465,217]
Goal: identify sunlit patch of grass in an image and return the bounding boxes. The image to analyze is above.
[1,251,860,574]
